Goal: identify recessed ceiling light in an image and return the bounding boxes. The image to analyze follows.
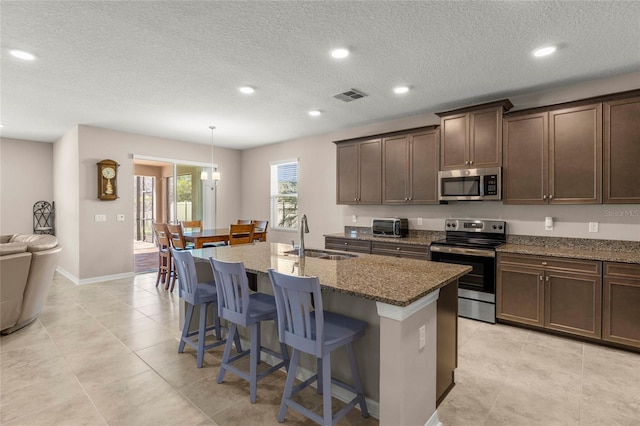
[394,86,410,94]
[239,86,255,94]
[9,49,35,60]
[533,46,557,57]
[331,48,349,59]
[308,110,322,117]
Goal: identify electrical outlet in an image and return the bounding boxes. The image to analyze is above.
[545,216,553,231]
[352,215,357,223]
[94,214,106,222]
[116,214,125,222]
[589,222,599,233]
[417,217,423,226]
[419,325,426,350]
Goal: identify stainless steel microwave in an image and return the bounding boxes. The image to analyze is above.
[438,167,502,201]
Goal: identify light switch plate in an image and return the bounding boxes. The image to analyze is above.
[116,214,125,222]
[417,217,423,226]
[352,215,357,223]
[589,222,598,233]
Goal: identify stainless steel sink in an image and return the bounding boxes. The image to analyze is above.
[284,248,358,260]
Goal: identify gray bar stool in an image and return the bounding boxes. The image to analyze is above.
[268,269,369,426]
[210,258,289,403]
[172,249,239,368]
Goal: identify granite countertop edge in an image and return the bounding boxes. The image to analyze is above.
[497,244,640,265]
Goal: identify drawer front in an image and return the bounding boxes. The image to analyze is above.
[325,237,371,253]
[371,241,430,260]
[498,253,601,275]
[604,262,640,279]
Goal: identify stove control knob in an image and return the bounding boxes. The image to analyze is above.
[492,225,497,229]
[498,225,503,230]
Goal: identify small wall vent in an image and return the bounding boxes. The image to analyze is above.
[333,89,368,102]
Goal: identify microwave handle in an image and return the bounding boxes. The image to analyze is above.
[479,174,485,196]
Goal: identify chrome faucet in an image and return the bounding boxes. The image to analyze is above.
[299,214,309,258]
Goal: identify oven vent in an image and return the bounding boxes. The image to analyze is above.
[333,89,368,102]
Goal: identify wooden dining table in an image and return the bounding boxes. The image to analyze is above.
[183,227,267,249]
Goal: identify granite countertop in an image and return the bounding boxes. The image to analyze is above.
[497,244,640,264]
[327,229,640,264]
[498,236,640,264]
[325,231,444,246]
[191,242,470,307]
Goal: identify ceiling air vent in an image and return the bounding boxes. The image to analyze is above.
[333,89,368,102]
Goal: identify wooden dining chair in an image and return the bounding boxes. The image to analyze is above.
[236,219,252,225]
[228,224,255,245]
[251,220,268,242]
[152,222,174,291]
[180,220,202,232]
[167,223,193,250]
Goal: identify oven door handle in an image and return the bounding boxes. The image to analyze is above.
[430,245,495,258]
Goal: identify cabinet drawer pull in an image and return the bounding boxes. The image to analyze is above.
[541,262,548,266]
[344,242,348,245]
[396,247,401,251]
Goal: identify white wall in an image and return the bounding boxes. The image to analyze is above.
[64,125,241,281]
[0,137,54,235]
[53,127,80,277]
[241,72,640,247]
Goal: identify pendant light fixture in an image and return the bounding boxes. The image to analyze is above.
[201,125,221,187]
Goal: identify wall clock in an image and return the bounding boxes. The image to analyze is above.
[97,159,119,200]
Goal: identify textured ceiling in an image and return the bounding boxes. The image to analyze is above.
[1,1,639,149]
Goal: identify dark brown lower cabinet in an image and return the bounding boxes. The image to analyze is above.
[497,253,602,339]
[603,262,640,349]
[324,237,371,253]
[371,241,430,260]
[497,264,544,326]
[544,270,602,339]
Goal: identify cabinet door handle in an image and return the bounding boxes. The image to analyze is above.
[541,261,548,266]
[543,195,547,200]
[469,160,473,165]
[405,197,408,201]
[549,195,553,200]
[408,197,412,201]
[539,274,543,281]
[464,160,469,166]
[354,198,357,201]
[545,276,550,282]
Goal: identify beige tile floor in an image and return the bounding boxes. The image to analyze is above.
[1,272,638,425]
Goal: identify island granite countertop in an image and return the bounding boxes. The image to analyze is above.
[191,242,470,307]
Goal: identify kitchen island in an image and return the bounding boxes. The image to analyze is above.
[191,242,470,426]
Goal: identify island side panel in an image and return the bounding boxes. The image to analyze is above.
[437,279,459,405]
[378,297,438,426]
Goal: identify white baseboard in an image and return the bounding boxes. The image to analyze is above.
[425,410,442,426]
[55,267,135,285]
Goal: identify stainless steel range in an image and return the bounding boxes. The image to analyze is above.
[429,219,506,323]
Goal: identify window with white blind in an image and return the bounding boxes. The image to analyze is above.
[270,160,298,231]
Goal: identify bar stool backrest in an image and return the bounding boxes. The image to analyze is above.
[268,269,324,357]
[171,249,200,304]
[210,259,251,327]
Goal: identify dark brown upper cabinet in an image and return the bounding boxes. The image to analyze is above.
[382,127,440,204]
[436,99,513,170]
[335,138,381,205]
[604,96,640,203]
[504,102,602,204]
